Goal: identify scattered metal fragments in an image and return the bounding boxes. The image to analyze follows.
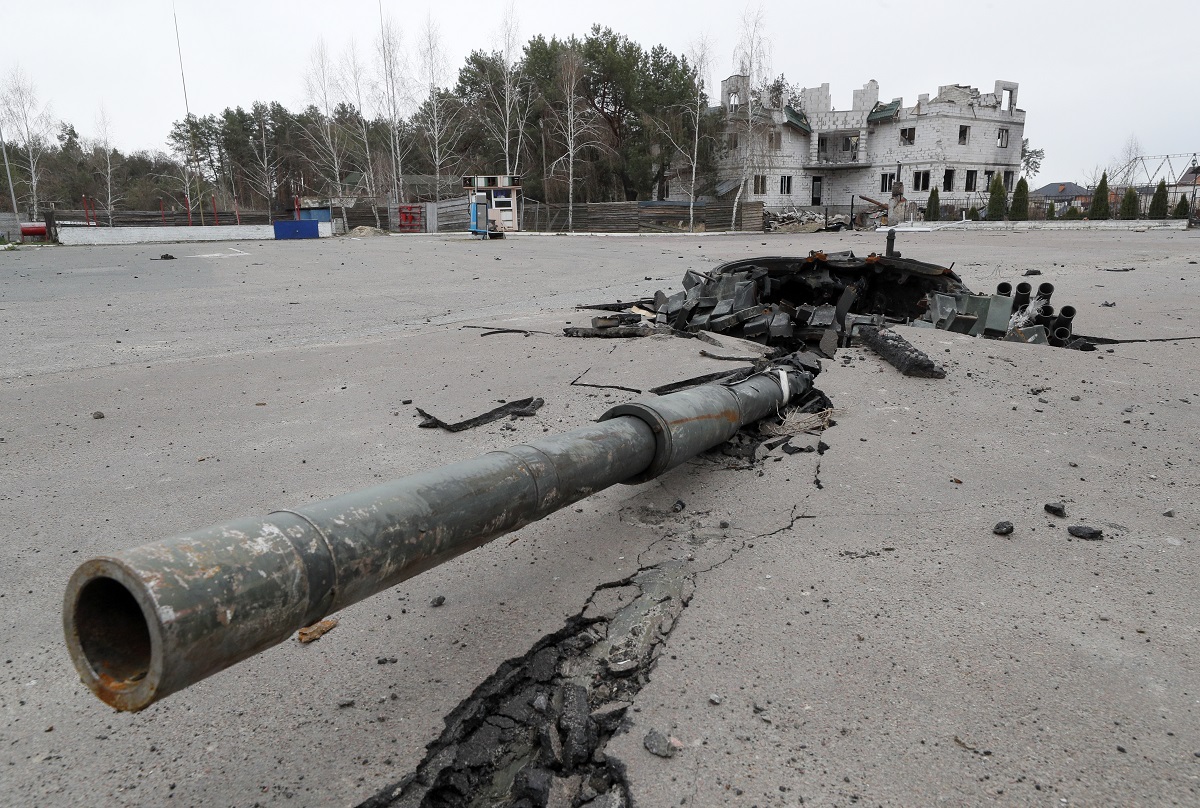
[572,231,1094,364]
[1068,525,1103,540]
[856,326,946,378]
[296,617,338,644]
[416,397,544,432]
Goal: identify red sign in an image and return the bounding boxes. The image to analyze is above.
[394,204,424,233]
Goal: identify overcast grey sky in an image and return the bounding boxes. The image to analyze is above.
[4,0,1196,185]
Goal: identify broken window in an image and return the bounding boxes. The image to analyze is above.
[1003,171,1014,191]
[913,170,931,192]
[997,128,1009,148]
[965,170,978,192]
[984,170,995,190]
[753,175,768,195]
[1002,88,1014,111]
[880,172,896,193]
[943,169,955,192]
[900,127,916,146]
[768,130,782,150]
[780,175,792,195]
[958,125,970,145]
[818,136,828,156]
[811,176,823,205]
[727,132,739,150]
[729,92,740,114]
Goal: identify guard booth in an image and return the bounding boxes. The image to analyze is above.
[461,175,521,232]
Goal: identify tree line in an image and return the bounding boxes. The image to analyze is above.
[0,13,724,225]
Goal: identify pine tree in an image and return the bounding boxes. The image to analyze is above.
[986,174,1007,220]
[1148,180,1169,218]
[1173,197,1190,219]
[1010,177,1029,220]
[967,206,980,221]
[1046,201,1056,219]
[925,187,940,222]
[1119,188,1139,220]
[1089,172,1110,219]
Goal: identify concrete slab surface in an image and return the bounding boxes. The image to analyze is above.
[1,229,1198,807]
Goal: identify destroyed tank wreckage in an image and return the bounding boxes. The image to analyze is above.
[63,231,1087,712]
[63,359,821,712]
[594,230,1091,356]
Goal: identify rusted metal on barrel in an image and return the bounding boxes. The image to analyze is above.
[64,367,813,711]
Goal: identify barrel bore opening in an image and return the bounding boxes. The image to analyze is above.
[74,577,152,685]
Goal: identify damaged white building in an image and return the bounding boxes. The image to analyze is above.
[707,77,1025,214]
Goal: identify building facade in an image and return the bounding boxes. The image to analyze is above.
[706,76,1025,214]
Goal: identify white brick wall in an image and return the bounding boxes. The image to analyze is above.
[57,223,332,245]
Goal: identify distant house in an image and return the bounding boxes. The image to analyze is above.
[700,77,1025,212]
[1031,181,1091,211]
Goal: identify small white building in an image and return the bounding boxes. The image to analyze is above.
[706,76,1026,214]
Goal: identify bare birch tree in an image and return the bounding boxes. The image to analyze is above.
[0,67,54,214]
[299,38,347,214]
[729,5,772,230]
[375,11,410,203]
[92,106,123,225]
[246,102,282,221]
[647,36,713,232]
[488,1,530,175]
[340,41,381,227]
[417,14,464,202]
[549,49,608,233]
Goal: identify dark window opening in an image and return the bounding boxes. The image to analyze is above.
[780,175,792,195]
[818,136,828,155]
[958,125,970,145]
[880,172,896,193]
[768,130,782,150]
[900,127,916,146]
[1003,171,1014,191]
[965,170,978,192]
[753,175,768,195]
[811,176,823,206]
[943,169,955,192]
[997,128,1009,148]
[913,170,931,192]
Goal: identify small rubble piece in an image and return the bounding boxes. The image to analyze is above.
[430,595,446,607]
[590,312,642,329]
[1163,509,1176,518]
[709,694,723,705]
[993,521,1014,536]
[151,253,176,260]
[857,325,946,378]
[1045,502,1067,518]
[416,397,544,432]
[1068,525,1103,540]
[91,411,105,419]
[297,618,339,644]
[643,729,675,759]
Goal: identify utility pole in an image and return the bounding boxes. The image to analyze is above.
[0,122,20,229]
[173,4,205,225]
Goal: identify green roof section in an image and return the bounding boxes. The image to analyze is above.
[782,105,811,134]
[867,99,901,123]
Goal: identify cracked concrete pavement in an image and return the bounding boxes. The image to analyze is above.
[2,229,1198,807]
